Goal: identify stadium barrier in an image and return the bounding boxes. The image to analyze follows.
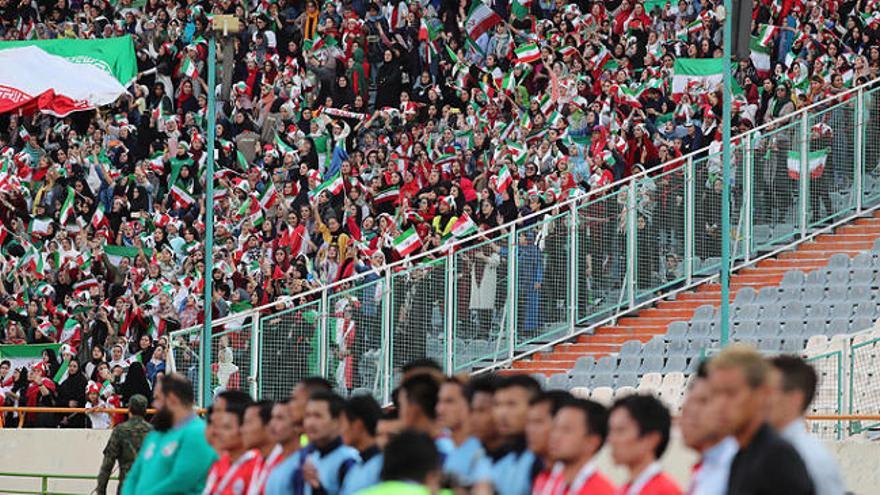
[0,471,117,495]
[168,79,880,406]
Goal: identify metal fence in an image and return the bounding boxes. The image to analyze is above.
[848,335,880,437]
[170,80,880,406]
[805,350,844,440]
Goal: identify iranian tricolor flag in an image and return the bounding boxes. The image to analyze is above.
[464,3,502,41]
[170,183,196,208]
[310,172,345,199]
[0,344,66,381]
[514,43,541,63]
[787,149,828,179]
[0,36,136,116]
[259,181,278,209]
[756,24,779,47]
[177,57,198,78]
[450,213,478,238]
[58,186,75,225]
[495,165,513,192]
[511,0,531,19]
[750,37,771,78]
[671,58,723,99]
[91,203,109,230]
[104,245,152,268]
[393,227,422,257]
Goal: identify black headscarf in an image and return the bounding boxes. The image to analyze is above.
[120,361,153,404]
[57,365,88,407]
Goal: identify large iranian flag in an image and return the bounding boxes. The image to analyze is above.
[0,36,136,117]
[0,344,67,382]
[464,3,502,41]
[671,58,723,99]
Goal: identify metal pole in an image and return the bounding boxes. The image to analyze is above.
[719,0,732,347]
[626,182,637,308]
[684,156,695,285]
[743,133,753,262]
[200,33,217,406]
[444,255,455,374]
[249,318,260,399]
[855,88,864,213]
[799,112,810,238]
[507,227,517,361]
[567,207,578,332]
[381,270,393,405]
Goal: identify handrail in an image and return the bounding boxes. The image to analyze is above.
[170,75,880,338]
[0,471,117,495]
[0,406,207,429]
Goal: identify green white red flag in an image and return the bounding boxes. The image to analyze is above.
[393,227,422,257]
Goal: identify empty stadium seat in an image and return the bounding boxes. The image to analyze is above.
[781,270,806,287]
[590,387,614,406]
[614,386,637,398]
[661,372,685,389]
[639,355,664,374]
[574,356,595,372]
[619,340,642,356]
[666,322,689,341]
[692,304,716,321]
[638,373,663,392]
[570,387,590,399]
[616,373,639,388]
[734,287,758,305]
[548,373,570,390]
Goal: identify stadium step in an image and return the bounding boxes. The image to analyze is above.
[511,212,880,377]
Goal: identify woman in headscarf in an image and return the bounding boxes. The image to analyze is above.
[120,361,153,405]
[56,359,88,428]
[347,47,369,103]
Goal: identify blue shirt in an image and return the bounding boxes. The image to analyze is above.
[264,450,303,495]
[443,437,492,487]
[781,420,846,495]
[490,440,540,495]
[300,438,360,495]
[340,447,383,495]
[689,437,737,495]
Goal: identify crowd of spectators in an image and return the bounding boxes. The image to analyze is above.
[1,0,880,398]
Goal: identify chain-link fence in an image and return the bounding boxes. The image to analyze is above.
[168,326,202,402]
[258,299,323,402]
[805,350,844,440]
[515,212,571,350]
[390,259,447,390]
[750,117,802,253]
[452,232,511,374]
[175,83,880,406]
[808,99,857,228]
[576,188,628,324]
[848,335,880,436]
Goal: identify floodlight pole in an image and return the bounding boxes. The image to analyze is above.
[720,0,733,347]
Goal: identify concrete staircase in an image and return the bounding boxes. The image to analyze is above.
[511,213,880,375]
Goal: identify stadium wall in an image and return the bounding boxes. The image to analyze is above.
[1,429,878,493]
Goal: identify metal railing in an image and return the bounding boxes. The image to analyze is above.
[169,79,880,406]
[0,472,116,495]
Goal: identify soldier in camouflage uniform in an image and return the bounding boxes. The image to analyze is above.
[96,394,153,495]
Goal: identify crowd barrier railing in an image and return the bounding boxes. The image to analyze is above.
[168,78,880,406]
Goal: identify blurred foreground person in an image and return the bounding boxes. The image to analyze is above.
[680,362,737,495]
[608,395,681,495]
[533,398,615,495]
[122,374,216,495]
[767,355,845,495]
[709,344,814,495]
[358,430,442,495]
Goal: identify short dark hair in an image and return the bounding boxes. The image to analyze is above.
[380,409,399,422]
[610,394,671,459]
[217,390,253,412]
[561,398,609,448]
[770,355,818,413]
[344,395,383,436]
[465,374,499,404]
[247,400,274,425]
[401,358,442,374]
[381,430,440,482]
[400,373,440,420]
[309,391,346,418]
[496,374,541,401]
[225,397,251,425]
[529,390,572,416]
[1,360,11,368]
[160,373,195,406]
[301,376,334,394]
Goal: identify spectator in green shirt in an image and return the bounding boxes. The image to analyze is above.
[122,374,217,495]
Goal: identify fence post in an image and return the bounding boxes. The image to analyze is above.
[318,288,329,378]
[800,112,810,239]
[743,133,753,262]
[381,270,393,405]
[685,156,694,284]
[41,475,48,495]
[627,182,637,308]
[444,254,455,375]
[507,226,518,362]
[249,316,260,399]
[567,206,578,333]
[855,88,865,213]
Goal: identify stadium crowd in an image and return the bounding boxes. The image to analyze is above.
[97,344,843,495]
[0,0,880,356]
[0,0,879,364]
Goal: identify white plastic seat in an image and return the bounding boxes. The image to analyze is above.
[638,372,663,391]
[614,386,637,398]
[661,372,685,389]
[590,387,614,406]
[570,387,590,399]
